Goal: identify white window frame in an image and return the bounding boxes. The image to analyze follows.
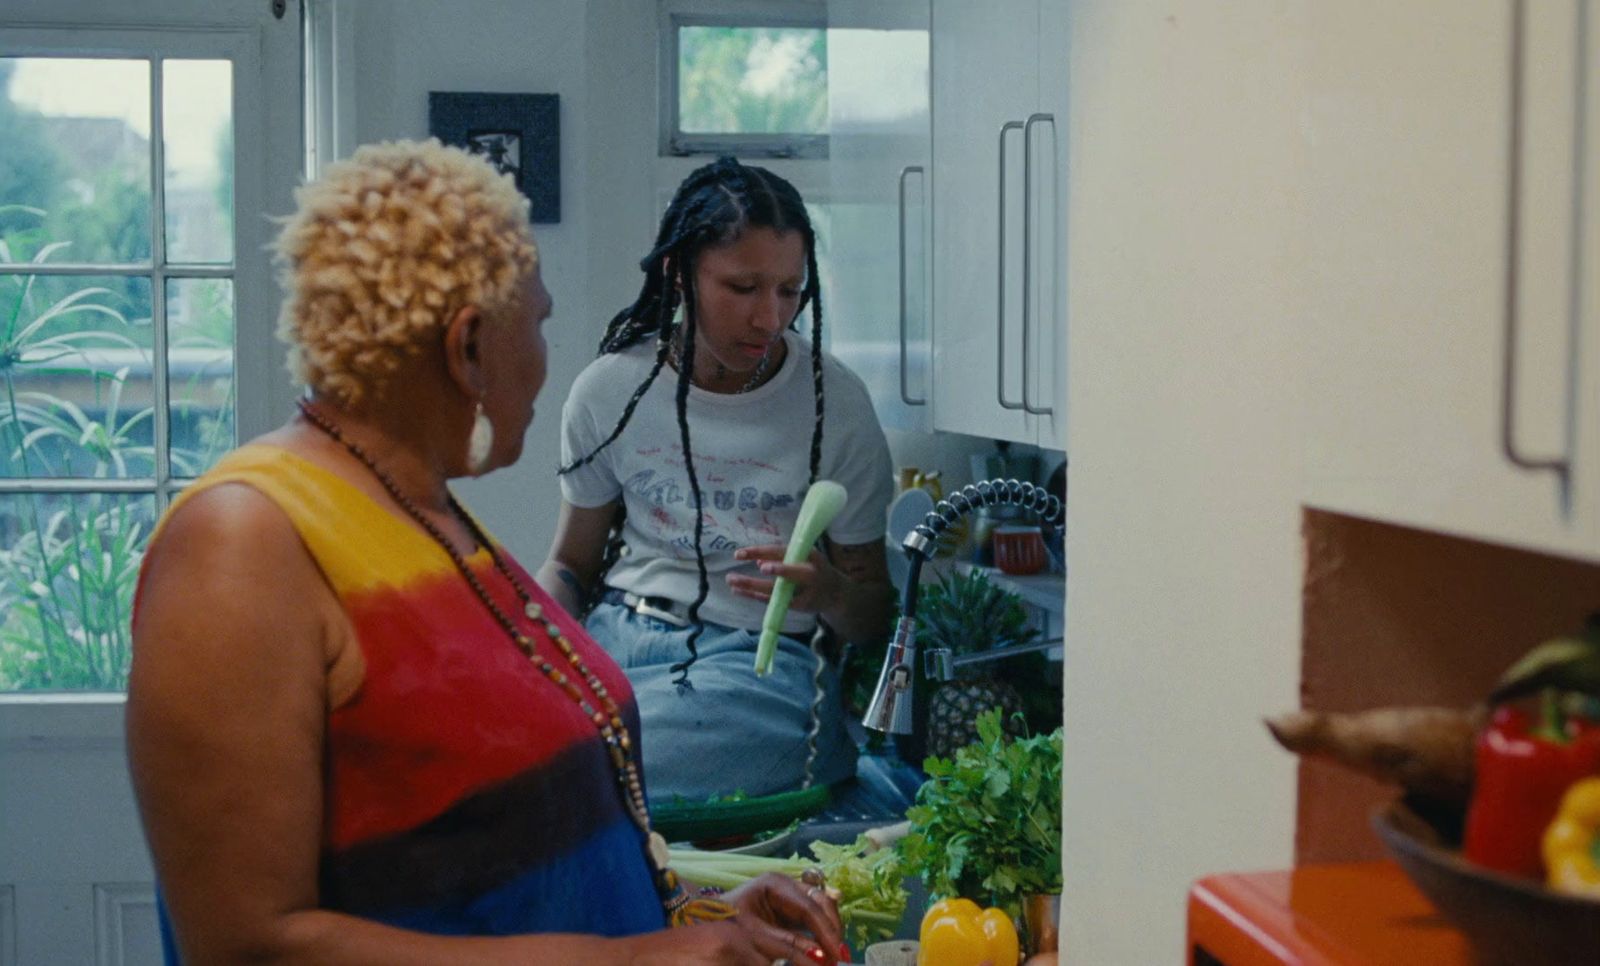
[0,1,303,706]
[657,0,829,159]
[303,0,356,177]
[2,4,301,959]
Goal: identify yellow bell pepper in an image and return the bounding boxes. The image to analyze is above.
[1543,776,1600,897]
[917,897,1019,966]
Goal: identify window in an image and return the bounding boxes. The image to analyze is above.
[0,55,236,693]
[0,17,296,694]
[659,0,828,158]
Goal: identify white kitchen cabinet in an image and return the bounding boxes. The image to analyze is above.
[929,0,1067,450]
[1034,0,1069,450]
[824,0,933,433]
[1303,0,1600,561]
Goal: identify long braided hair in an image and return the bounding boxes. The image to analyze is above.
[560,157,826,686]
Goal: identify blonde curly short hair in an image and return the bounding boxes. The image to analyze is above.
[274,138,539,406]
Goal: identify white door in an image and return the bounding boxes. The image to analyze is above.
[0,2,301,962]
[1301,0,1600,560]
[824,0,932,433]
[930,0,1039,444]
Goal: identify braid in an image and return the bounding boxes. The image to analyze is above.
[805,243,824,485]
[563,157,831,684]
[562,188,729,473]
[556,340,670,475]
[669,259,712,686]
[745,165,826,484]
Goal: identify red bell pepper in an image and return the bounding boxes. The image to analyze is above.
[1462,700,1600,879]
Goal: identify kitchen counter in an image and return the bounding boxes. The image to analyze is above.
[1188,862,1471,965]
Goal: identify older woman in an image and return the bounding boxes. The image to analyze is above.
[127,140,843,965]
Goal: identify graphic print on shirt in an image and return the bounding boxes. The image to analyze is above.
[621,443,799,558]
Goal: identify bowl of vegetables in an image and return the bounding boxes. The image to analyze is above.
[1268,623,1600,966]
[1373,797,1600,966]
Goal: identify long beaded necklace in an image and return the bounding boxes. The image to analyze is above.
[296,400,718,922]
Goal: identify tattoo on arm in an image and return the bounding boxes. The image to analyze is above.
[555,567,591,612]
[820,539,894,650]
[827,541,889,585]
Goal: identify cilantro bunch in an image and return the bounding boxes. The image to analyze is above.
[897,709,1063,921]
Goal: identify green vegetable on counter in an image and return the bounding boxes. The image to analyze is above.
[897,708,1063,922]
[754,480,848,675]
[668,831,908,950]
[809,833,910,949]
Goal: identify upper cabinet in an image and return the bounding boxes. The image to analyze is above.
[1302,0,1600,560]
[825,0,933,433]
[929,0,1067,451]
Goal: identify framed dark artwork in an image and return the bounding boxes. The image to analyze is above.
[428,92,560,224]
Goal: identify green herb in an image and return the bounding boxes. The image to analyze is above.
[897,708,1063,921]
[808,833,909,950]
[667,832,908,950]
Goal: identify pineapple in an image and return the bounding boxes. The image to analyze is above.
[916,568,1038,760]
[927,675,1026,760]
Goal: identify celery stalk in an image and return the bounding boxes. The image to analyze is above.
[754,480,848,675]
[665,847,813,891]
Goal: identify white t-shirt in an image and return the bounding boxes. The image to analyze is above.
[560,330,894,633]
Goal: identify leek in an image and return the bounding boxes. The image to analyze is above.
[754,480,848,675]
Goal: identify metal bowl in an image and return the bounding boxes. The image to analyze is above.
[1372,800,1600,965]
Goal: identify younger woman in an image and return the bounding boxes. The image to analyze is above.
[538,157,895,802]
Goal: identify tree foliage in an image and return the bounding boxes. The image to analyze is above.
[678,26,827,135]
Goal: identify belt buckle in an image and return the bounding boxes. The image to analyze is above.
[629,593,689,628]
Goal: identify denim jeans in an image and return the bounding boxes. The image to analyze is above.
[584,602,858,802]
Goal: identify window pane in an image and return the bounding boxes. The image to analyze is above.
[0,58,152,264]
[678,26,827,135]
[0,274,155,479]
[0,490,155,692]
[162,60,233,264]
[826,28,928,130]
[167,278,234,476]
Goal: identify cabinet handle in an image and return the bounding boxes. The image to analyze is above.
[1023,112,1056,416]
[899,164,927,407]
[1499,0,1575,484]
[998,120,1027,411]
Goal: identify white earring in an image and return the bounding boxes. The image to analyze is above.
[467,400,495,475]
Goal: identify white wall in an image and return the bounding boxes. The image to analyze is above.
[342,0,614,563]
[1060,3,1306,962]
[582,0,662,382]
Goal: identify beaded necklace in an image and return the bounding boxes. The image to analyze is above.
[296,400,713,921]
[673,333,778,394]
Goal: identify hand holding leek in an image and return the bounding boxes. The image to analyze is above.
[741,480,848,675]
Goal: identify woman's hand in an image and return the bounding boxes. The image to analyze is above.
[727,546,844,614]
[724,871,847,965]
[621,913,839,965]
[727,540,894,648]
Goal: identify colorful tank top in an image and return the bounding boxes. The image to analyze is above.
[144,443,665,949]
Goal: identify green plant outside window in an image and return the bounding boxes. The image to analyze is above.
[1,57,236,691]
